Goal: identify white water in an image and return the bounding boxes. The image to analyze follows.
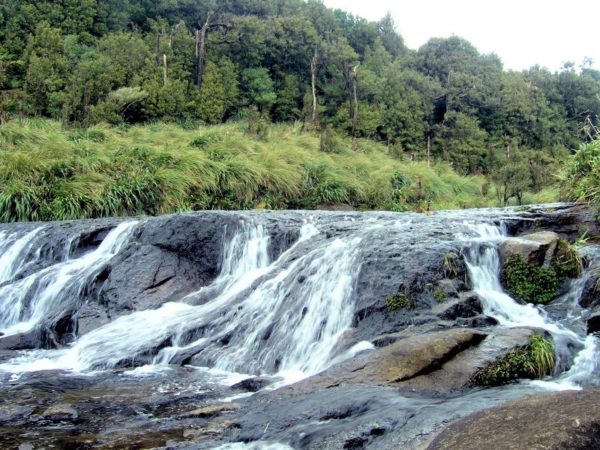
[1,215,598,393]
[0,228,43,284]
[0,220,366,382]
[0,222,138,336]
[463,222,600,390]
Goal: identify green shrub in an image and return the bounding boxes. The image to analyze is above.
[68,129,106,143]
[189,133,222,149]
[471,333,555,386]
[503,255,559,304]
[443,252,460,278]
[385,292,416,311]
[554,240,582,279]
[433,289,446,303]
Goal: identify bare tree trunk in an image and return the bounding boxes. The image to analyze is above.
[163,54,168,85]
[445,71,452,115]
[310,48,318,124]
[351,63,359,136]
[83,82,89,123]
[343,62,360,136]
[427,135,431,167]
[195,12,213,90]
[156,33,161,66]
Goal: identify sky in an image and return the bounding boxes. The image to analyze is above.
[322,0,600,72]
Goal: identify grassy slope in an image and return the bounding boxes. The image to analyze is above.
[0,119,557,222]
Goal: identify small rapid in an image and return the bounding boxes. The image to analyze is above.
[0,219,370,382]
[0,222,138,336]
[463,222,600,390]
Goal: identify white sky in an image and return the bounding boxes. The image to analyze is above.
[323,0,600,72]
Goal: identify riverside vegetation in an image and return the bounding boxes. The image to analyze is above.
[0,119,557,222]
[1,0,600,220]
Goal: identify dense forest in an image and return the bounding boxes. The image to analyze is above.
[1,0,600,219]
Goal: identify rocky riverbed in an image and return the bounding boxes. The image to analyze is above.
[0,204,599,449]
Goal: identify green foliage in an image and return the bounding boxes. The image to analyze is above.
[443,252,460,278]
[0,0,595,194]
[471,333,555,386]
[562,139,600,209]
[385,292,416,312]
[433,289,446,303]
[68,129,107,143]
[189,133,222,149]
[194,62,226,124]
[502,255,559,305]
[241,68,277,112]
[0,120,508,222]
[319,126,342,153]
[554,240,582,279]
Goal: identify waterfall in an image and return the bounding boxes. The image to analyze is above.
[0,222,138,336]
[1,212,598,392]
[0,219,365,381]
[463,222,600,389]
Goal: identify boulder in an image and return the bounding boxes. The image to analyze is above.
[0,332,39,351]
[499,231,560,267]
[400,327,540,393]
[427,388,600,450]
[42,403,79,422]
[231,377,273,392]
[285,329,487,394]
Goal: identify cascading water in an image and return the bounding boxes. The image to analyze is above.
[0,218,368,382]
[2,208,600,449]
[0,221,138,336]
[0,228,43,284]
[463,222,600,389]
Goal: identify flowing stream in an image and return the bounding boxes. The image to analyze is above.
[0,209,599,449]
[463,222,600,390]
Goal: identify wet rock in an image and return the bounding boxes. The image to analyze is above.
[231,377,273,392]
[184,403,241,418]
[0,332,39,350]
[286,329,487,392]
[0,404,34,423]
[427,388,600,450]
[500,231,560,267]
[587,312,600,334]
[42,403,79,422]
[435,279,465,297]
[395,328,538,394]
[433,292,483,320]
[504,203,600,241]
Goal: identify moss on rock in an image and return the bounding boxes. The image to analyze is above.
[503,254,559,305]
[471,333,555,386]
[385,292,416,312]
[502,238,582,305]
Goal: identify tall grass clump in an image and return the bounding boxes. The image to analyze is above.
[0,119,509,222]
[562,139,600,209]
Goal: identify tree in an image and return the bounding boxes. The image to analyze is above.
[433,111,488,174]
[381,66,441,153]
[194,11,231,90]
[193,62,226,124]
[241,68,277,112]
[23,22,68,116]
[378,12,404,58]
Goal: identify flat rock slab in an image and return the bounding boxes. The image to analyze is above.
[427,388,600,450]
[500,231,560,266]
[183,403,241,418]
